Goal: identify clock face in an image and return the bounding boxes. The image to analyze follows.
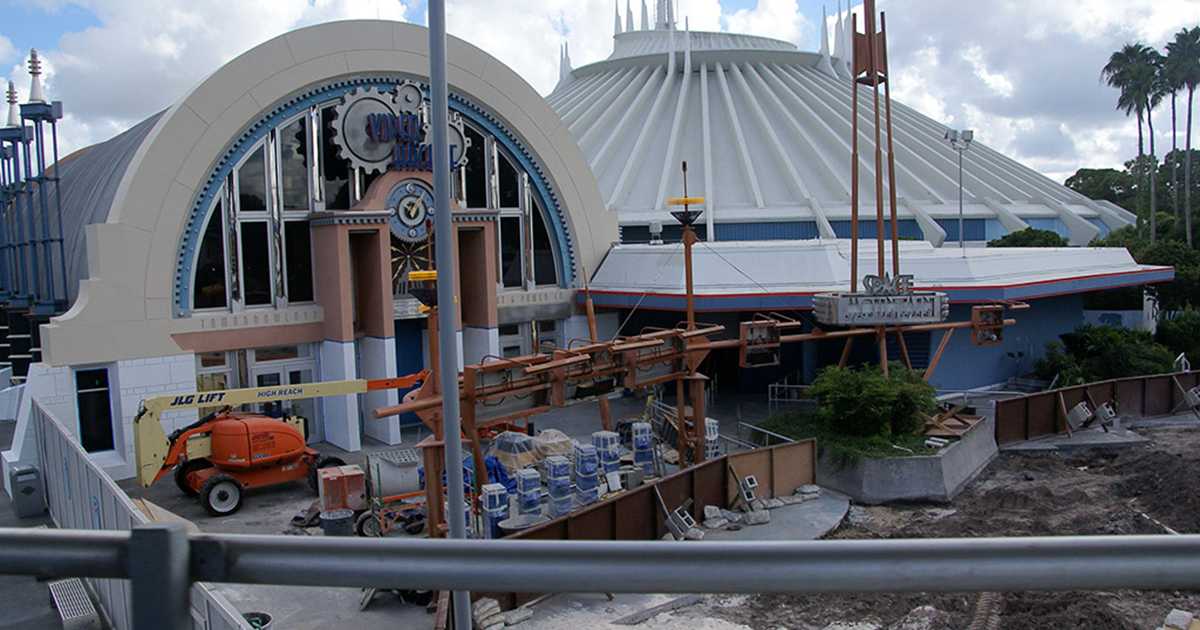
[387,179,435,243]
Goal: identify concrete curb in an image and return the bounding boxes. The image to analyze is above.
[816,417,998,505]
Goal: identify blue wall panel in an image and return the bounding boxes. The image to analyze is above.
[927,294,1084,390]
[935,218,986,242]
[829,219,922,240]
[714,221,819,241]
[393,318,426,426]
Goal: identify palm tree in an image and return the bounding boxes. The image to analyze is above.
[1163,41,1185,224]
[1103,44,1163,242]
[1168,27,1200,246]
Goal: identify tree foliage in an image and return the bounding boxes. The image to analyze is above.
[808,365,936,439]
[1034,325,1176,386]
[1156,310,1200,363]
[987,228,1068,248]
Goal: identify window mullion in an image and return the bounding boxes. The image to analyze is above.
[225,174,242,311]
[522,173,533,291]
[267,129,287,307]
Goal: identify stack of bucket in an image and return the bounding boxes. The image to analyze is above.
[574,443,600,506]
[592,431,621,476]
[705,418,720,460]
[516,468,542,516]
[480,482,508,539]
[545,455,573,517]
[631,422,655,476]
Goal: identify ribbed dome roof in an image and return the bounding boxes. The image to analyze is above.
[549,24,1135,246]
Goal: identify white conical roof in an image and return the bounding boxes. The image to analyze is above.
[547,28,1134,245]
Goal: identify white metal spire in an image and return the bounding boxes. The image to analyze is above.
[27,49,46,104]
[557,42,574,88]
[626,0,635,32]
[641,0,650,30]
[4,81,19,128]
[816,5,837,78]
[656,0,668,29]
[842,3,854,77]
[667,0,676,30]
[615,0,623,35]
[831,2,846,78]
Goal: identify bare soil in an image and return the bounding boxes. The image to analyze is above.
[710,426,1200,630]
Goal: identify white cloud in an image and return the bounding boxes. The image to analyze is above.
[0,35,14,68]
[724,0,807,46]
[4,0,1199,185]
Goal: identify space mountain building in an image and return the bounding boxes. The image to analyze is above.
[0,5,1171,486]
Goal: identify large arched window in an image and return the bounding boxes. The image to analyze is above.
[182,79,573,316]
[191,112,316,311]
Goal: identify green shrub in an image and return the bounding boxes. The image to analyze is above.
[987,228,1068,248]
[808,364,936,439]
[1157,310,1200,364]
[1034,324,1176,386]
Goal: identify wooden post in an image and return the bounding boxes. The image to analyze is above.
[839,337,855,367]
[877,326,889,377]
[894,329,912,371]
[849,13,860,294]
[583,276,613,431]
[924,328,955,381]
[428,305,441,396]
[420,437,446,538]
[675,377,688,463]
[688,374,708,463]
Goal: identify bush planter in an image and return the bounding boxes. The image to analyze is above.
[816,417,997,505]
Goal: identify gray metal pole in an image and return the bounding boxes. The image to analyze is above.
[129,524,191,630]
[180,533,1200,594]
[957,147,964,255]
[427,1,474,627]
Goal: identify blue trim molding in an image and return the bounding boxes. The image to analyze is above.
[173,76,576,316]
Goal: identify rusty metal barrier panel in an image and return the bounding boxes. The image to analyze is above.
[495,440,816,607]
[994,371,1200,445]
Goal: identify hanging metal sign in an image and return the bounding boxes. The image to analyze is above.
[813,273,949,326]
[331,81,470,174]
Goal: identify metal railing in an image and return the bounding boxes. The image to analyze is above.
[4,526,1200,629]
[737,421,795,447]
[30,401,247,630]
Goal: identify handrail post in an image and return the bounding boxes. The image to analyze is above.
[130,523,192,630]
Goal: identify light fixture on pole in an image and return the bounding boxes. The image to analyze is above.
[942,128,973,256]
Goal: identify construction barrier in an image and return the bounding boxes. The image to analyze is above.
[993,370,1200,445]
[30,401,249,630]
[492,440,816,606]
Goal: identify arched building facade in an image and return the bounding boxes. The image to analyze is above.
[3,20,616,481]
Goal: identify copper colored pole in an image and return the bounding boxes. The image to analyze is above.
[850,13,860,293]
[839,337,854,368]
[894,329,912,371]
[924,328,955,381]
[583,276,613,431]
[675,377,688,461]
[684,225,696,331]
[866,0,885,280]
[882,12,900,278]
[877,326,889,377]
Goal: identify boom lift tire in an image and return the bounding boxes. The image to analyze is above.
[307,455,347,492]
[202,474,244,516]
[173,458,212,497]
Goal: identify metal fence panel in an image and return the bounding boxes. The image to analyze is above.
[30,402,249,630]
[995,371,1200,444]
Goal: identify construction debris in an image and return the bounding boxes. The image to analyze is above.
[502,607,534,626]
[683,527,706,540]
[1162,608,1197,630]
[612,595,705,626]
[764,498,784,509]
[703,517,729,530]
[744,510,771,526]
[796,484,821,497]
[703,505,722,520]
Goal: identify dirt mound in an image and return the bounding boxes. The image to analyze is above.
[1110,450,1200,532]
[715,427,1200,629]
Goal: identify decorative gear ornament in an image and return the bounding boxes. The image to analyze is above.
[330,85,398,174]
[330,80,471,174]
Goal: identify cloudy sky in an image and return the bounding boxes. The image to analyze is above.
[1,0,1198,183]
